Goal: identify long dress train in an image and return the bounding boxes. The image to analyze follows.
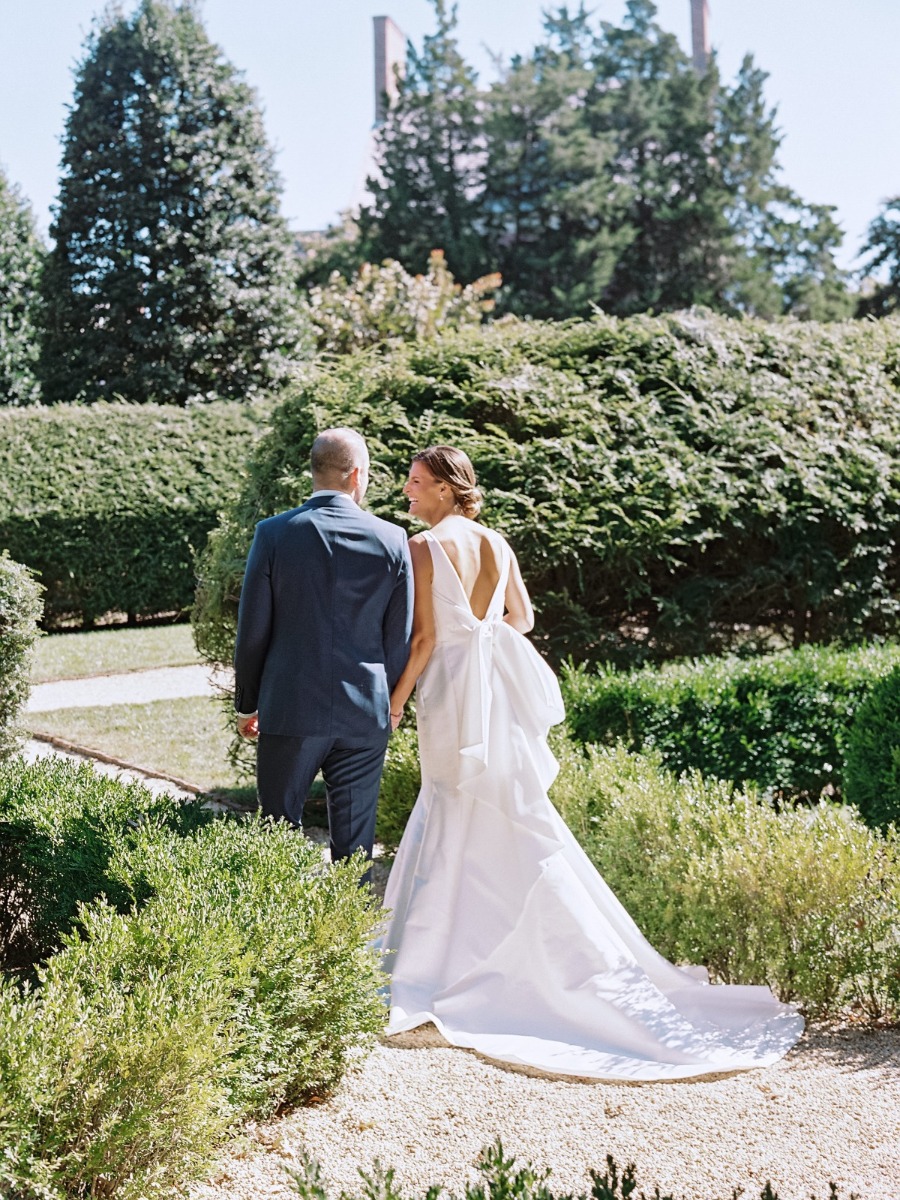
[379,532,803,1081]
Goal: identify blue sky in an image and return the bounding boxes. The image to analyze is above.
[1,1,898,271]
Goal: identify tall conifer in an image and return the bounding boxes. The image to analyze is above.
[0,170,44,406]
[41,0,301,405]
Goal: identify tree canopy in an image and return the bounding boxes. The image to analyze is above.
[0,169,44,406]
[40,0,302,405]
[355,0,852,322]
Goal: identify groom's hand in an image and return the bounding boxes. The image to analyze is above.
[237,712,259,740]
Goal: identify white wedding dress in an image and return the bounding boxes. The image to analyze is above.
[379,532,804,1081]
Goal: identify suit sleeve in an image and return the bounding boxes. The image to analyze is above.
[233,522,274,715]
[383,538,414,690]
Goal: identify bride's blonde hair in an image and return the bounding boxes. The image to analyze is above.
[412,446,483,519]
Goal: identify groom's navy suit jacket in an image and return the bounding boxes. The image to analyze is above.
[233,492,413,738]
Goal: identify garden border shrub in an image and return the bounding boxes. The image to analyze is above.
[844,664,900,828]
[0,759,385,1200]
[561,642,900,799]
[0,552,42,760]
[0,401,264,628]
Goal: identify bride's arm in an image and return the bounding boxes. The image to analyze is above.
[389,536,436,727]
[504,546,535,633]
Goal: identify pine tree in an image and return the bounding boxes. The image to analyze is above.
[0,169,44,406]
[480,12,627,317]
[857,197,900,317]
[716,57,852,319]
[40,0,302,406]
[358,0,486,284]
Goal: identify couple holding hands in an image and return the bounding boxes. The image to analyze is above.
[233,428,802,1082]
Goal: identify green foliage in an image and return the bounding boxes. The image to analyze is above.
[0,762,385,1200]
[304,251,501,355]
[857,196,900,317]
[287,1138,859,1200]
[194,312,900,691]
[0,400,263,627]
[562,642,900,799]
[0,555,43,760]
[844,665,900,829]
[0,755,211,970]
[40,0,303,406]
[360,2,849,320]
[551,740,900,1017]
[376,725,422,847]
[0,169,45,406]
[359,0,486,286]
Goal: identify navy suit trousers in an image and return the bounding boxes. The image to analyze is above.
[257,731,391,881]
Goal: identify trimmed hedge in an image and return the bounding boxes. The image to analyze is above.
[0,553,42,760]
[0,758,385,1200]
[561,642,900,800]
[195,311,900,674]
[844,665,900,828]
[0,401,264,628]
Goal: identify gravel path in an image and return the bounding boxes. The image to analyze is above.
[191,1022,900,1200]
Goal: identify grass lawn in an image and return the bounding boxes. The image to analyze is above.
[28,694,247,794]
[32,622,200,683]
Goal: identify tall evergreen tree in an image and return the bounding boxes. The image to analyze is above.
[358,0,486,284]
[584,0,734,315]
[41,0,301,406]
[857,197,900,317]
[0,169,44,405]
[480,12,627,317]
[716,58,852,319]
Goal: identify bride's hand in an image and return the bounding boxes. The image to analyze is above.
[390,708,404,731]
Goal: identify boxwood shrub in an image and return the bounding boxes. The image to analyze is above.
[0,553,42,761]
[562,641,900,799]
[0,400,264,628]
[194,311,900,677]
[0,759,385,1200]
[0,755,211,970]
[551,740,900,1017]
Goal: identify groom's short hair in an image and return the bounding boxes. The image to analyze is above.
[311,428,368,482]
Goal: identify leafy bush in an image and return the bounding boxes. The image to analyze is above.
[0,553,42,761]
[303,250,501,355]
[194,311,900,685]
[288,1138,859,1200]
[562,642,900,799]
[376,725,422,847]
[844,665,900,828]
[0,401,264,628]
[0,763,385,1200]
[550,740,900,1016]
[0,755,211,971]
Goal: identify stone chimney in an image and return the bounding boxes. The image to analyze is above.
[691,0,710,73]
[373,16,406,125]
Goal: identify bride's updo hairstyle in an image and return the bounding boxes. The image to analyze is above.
[412,445,483,519]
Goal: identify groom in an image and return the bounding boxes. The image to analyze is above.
[233,427,413,876]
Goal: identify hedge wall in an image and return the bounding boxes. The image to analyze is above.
[562,641,900,801]
[0,401,263,628]
[194,311,900,672]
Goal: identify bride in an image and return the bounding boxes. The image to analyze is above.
[380,446,803,1081]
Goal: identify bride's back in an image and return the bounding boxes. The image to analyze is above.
[430,517,503,621]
